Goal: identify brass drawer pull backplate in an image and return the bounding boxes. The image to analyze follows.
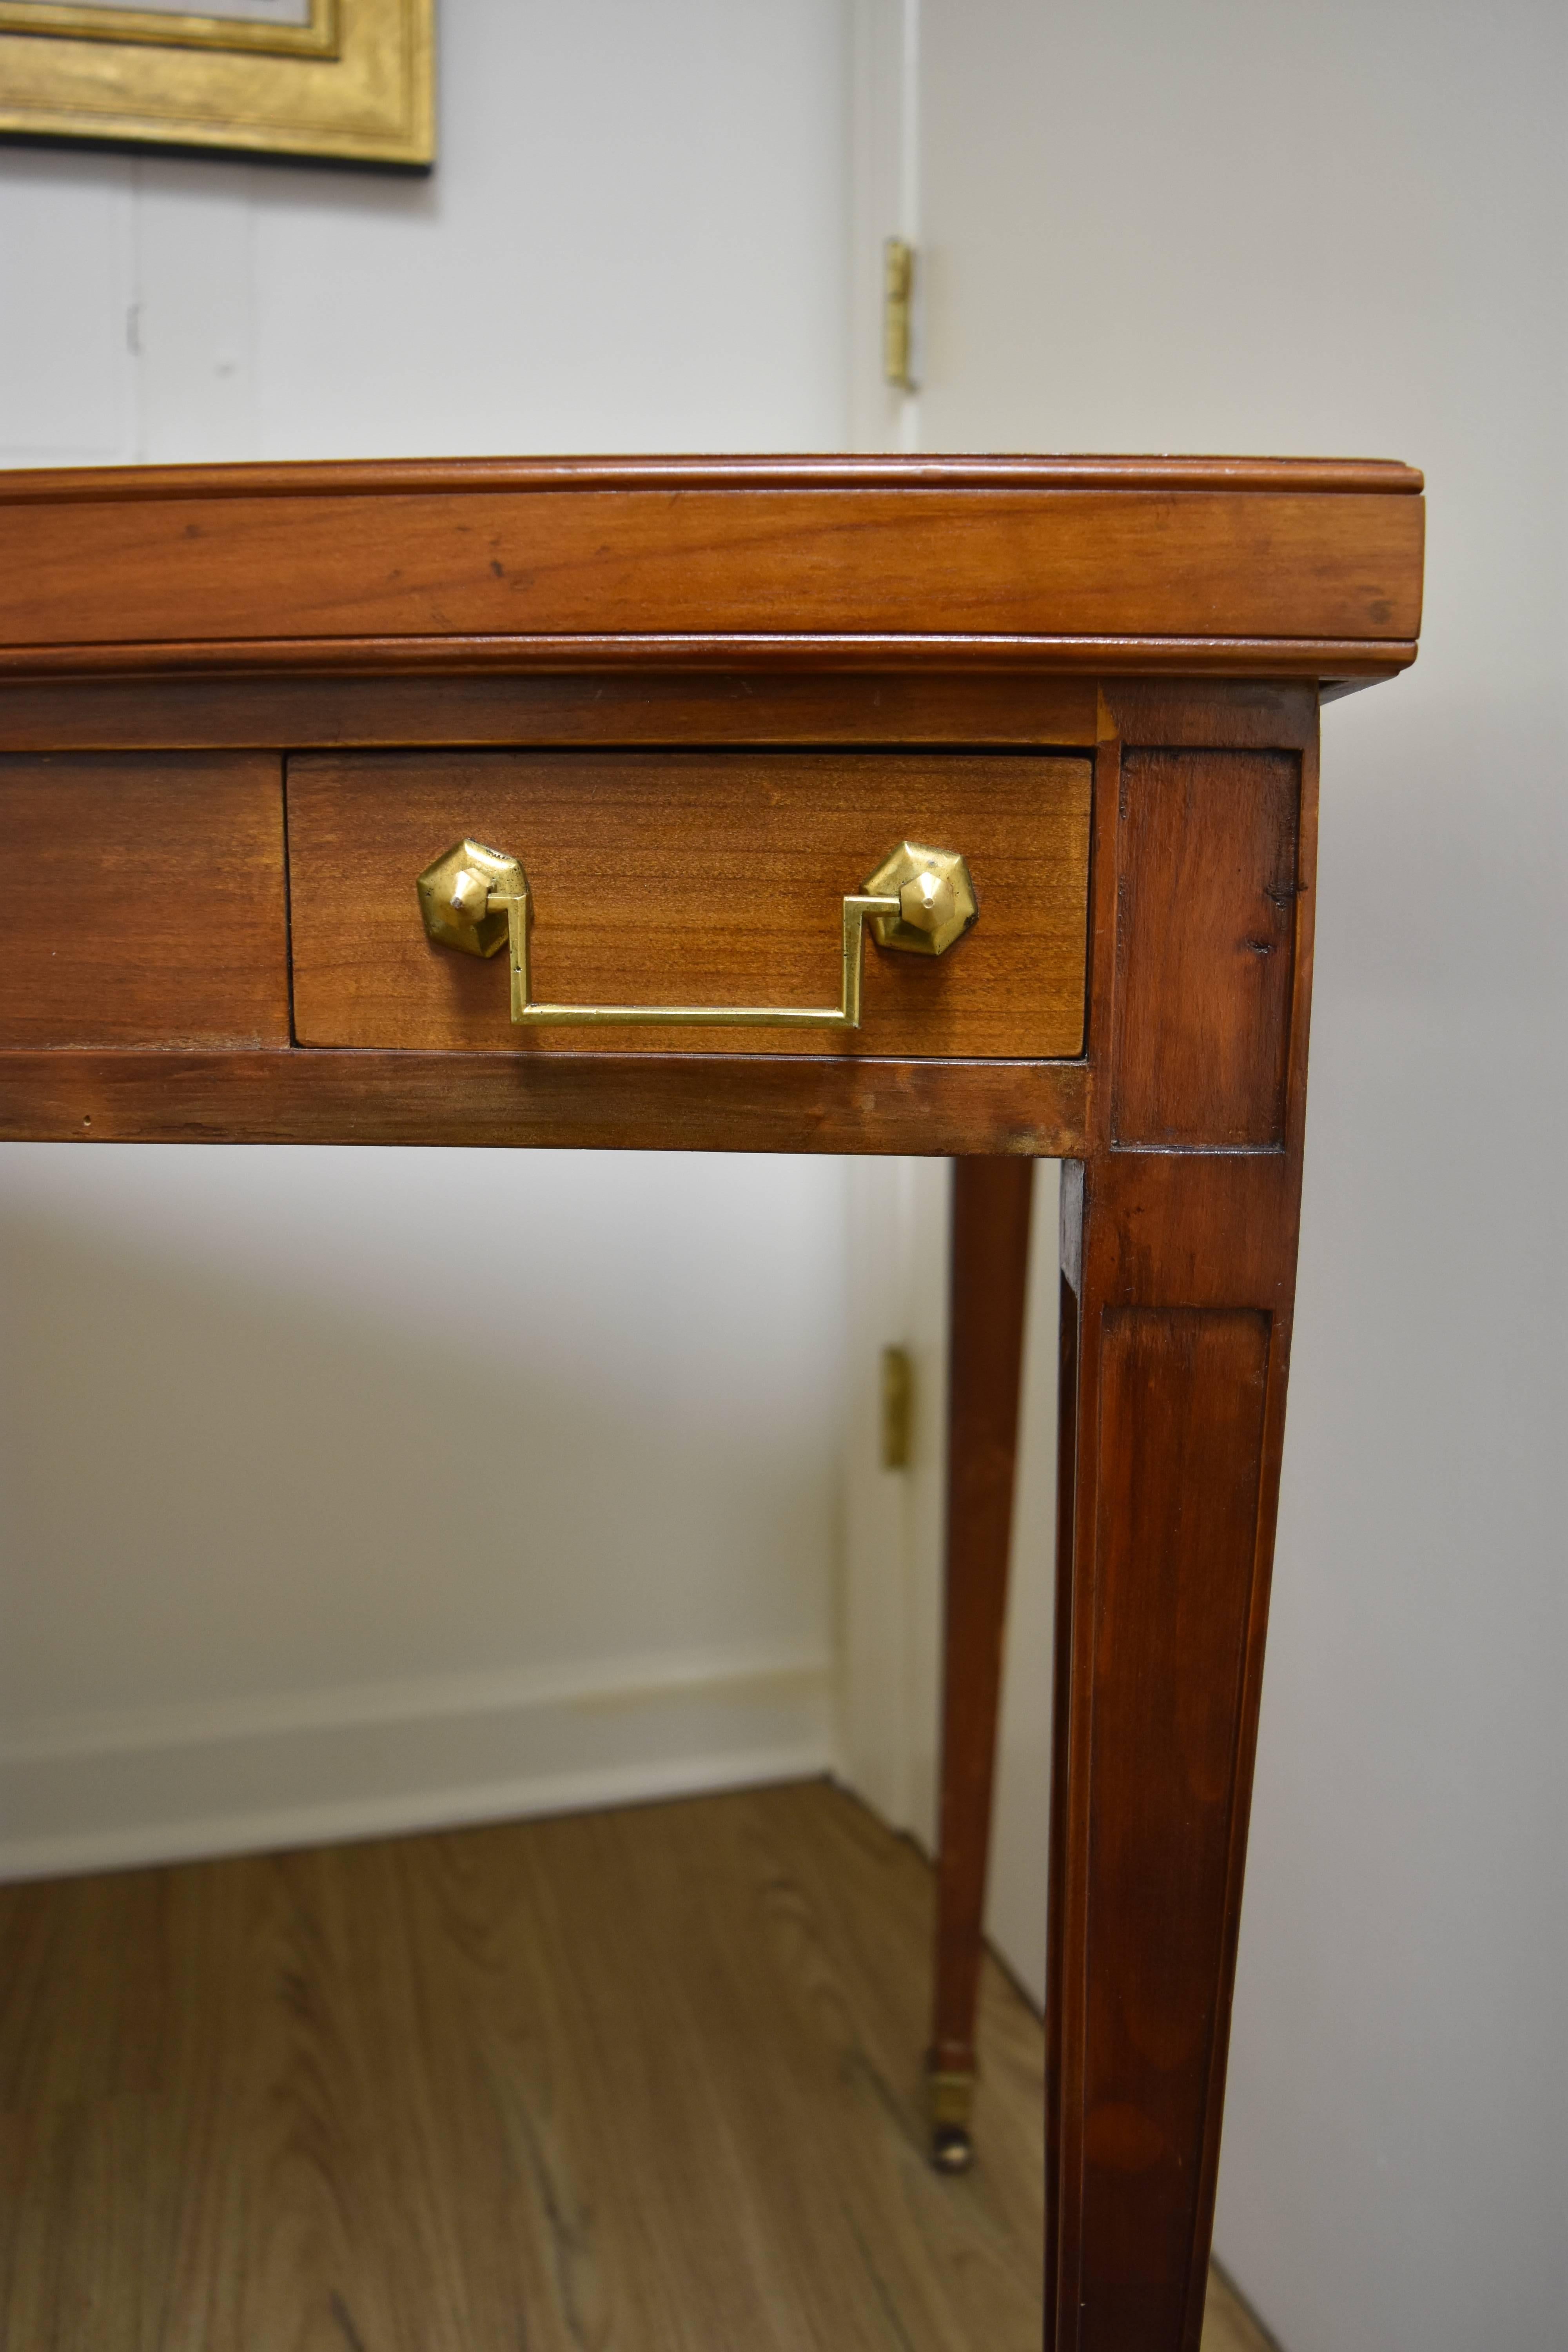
[415,838,978,1029]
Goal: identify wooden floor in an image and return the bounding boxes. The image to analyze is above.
[0,1780,1274,2350]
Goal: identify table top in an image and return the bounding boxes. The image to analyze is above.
[0,453,1424,694]
[0,450,1425,1158]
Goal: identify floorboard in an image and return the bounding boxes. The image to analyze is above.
[0,1779,1276,2350]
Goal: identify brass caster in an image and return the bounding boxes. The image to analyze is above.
[927,2062,976,2175]
[931,2124,975,2174]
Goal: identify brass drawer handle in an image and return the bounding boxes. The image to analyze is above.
[416,838,977,1029]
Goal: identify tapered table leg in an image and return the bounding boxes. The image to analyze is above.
[1044,690,1318,2347]
[929,1152,1034,2169]
[1047,1153,1300,2348]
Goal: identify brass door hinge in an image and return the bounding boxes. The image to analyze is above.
[881,1345,914,1470]
[883,237,916,391]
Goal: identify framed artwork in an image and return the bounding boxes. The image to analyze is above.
[0,0,433,167]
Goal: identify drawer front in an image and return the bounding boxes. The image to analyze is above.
[0,751,289,1049]
[287,750,1091,1060]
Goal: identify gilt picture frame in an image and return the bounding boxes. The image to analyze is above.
[0,0,433,167]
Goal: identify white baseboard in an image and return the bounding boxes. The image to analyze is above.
[0,1644,836,1882]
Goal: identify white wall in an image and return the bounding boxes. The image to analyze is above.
[0,0,853,1873]
[880,3,1566,2347]
[840,1152,1060,2004]
[1,0,850,467]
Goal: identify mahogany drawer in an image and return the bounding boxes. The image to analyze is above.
[286,749,1093,1061]
[0,751,289,1050]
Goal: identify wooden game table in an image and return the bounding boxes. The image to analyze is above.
[0,453,1424,2350]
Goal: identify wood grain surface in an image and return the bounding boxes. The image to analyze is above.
[0,456,1424,678]
[1082,1307,1271,2340]
[0,1785,1042,2352]
[0,633,1419,686]
[0,752,289,1049]
[0,1781,1272,2352]
[287,751,1092,1060]
[1042,688,1320,2352]
[0,669,1103,757]
[933,1159,1037,2086]
[0,1048,1091,1156]
[1110,750,1301,1149]
[0,452,1424,498]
